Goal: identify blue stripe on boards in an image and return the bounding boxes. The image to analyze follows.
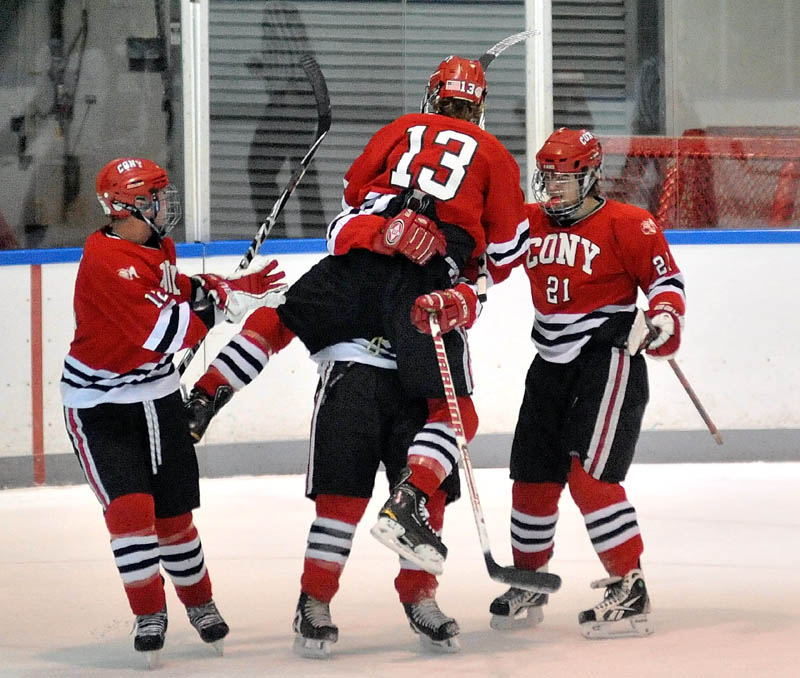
[2,232,798,267]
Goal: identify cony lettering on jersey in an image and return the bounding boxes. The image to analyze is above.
[526,232,601,274]
[522,199,686,363]
[327,112,529,268]
[61,229,208,407]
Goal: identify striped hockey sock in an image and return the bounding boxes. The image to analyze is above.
[104,493,165,615]
[155,512,212,607]
[509,481,563,571]
[568,458,643,576]
[200,333,269,394]
[300,495,369,603]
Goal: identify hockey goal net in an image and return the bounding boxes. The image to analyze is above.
[598,129,800,229]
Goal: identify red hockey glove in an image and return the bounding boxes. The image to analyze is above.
[410,283,479,335]
[373,208,446,265]
[645,302,682,359]
[196,257,288,323]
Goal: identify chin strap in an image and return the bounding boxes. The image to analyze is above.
[123,203,165,239]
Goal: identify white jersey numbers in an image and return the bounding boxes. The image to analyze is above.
[652,253,674,276]
[159,261,180,294]
[389,126,424,189]
[145,289,171,308]
[546,276,571,304]
[389,124,478,201]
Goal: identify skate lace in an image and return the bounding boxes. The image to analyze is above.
[303,596,334,628]
[408,598,451,630]
[418,496,431,526]
[497,586,536,606]
[134,608,167,637]
[187,600,223,630]
[589,575,627,610]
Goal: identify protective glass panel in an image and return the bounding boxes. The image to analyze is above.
[207,0,527,240]
[0,0,184,250]
[575,0,800,230]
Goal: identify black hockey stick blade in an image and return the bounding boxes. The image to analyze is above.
[300,54,332,140]
[478,29,541,70]
[485,555,562,593]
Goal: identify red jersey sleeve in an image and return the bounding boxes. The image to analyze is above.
[326,125,400,255]
[75,236,209,364]
[481,144,530,268]
[161,237,195,301]
[326,213,385,255]
[613,209,686,315]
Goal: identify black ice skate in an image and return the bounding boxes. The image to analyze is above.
[187,599,229,655]
[489,586,549,630]
[578,568,653,639]
[184,385,233,442]
[403,598,460,653]
[133,606,168,669]
[292,592,339,659]
[370,469,447,575]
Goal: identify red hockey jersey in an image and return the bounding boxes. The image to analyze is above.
[61,228,208,407]
[495,199,686,363]
[326,112,529,268]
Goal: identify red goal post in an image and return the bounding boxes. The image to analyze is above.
[598,130,800,229]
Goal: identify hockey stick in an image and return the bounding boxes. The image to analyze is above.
[478,29,541,70]
[428,315,561,593]
[631,309,723,445]
[178,54,331,376]
[666,357,723,445]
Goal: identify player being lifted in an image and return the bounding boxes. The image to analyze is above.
[61,158,286,664]
[417,127,685,639]
[184,55,530,648]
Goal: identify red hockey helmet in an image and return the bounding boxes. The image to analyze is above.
[532,127,603,220]
[96,157,181,237]
[421,56,487,127]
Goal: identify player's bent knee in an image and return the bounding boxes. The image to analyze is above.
[567,458,626,513]
[104,493,155,534]
[315,494,370,525]
[243,307,295,354]
[426,396,478,441]
[154,511,193,538]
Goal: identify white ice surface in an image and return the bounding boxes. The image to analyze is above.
[2,463,799,677]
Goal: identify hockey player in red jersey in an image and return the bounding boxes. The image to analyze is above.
[61,157,286,663]
[413,127,685,639]
[317,54,528,574]
[290,358,463,658]
[184,55,527,652]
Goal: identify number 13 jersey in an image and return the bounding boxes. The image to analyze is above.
[327,112,529,270]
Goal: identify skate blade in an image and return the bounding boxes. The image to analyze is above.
[580,613,654,640]
[370,519,444,576]
[144,650,161,670]
[210,639,224,656]
[418,634,461,654]
[490,605,544,631]
[293,635,333,659]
